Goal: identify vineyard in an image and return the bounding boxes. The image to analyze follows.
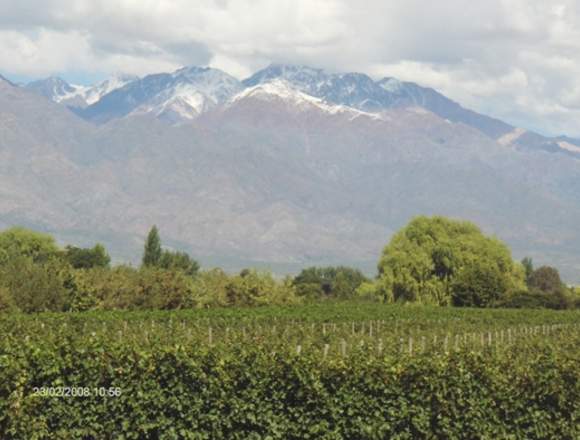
[1,303,579,439]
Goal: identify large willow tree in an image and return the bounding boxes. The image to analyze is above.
[377,216,526,306]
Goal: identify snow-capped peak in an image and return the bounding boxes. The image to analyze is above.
[171,66,242,103]
[83,75,138,105]
[26,77,84,103]
[230,79,385,121]
[243,64,399,112]
[124,66,243,124]
[232,79,323,105]
[25,74,138,107]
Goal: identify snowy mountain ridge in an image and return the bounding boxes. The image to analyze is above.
[230,79,386,121]
[19,63,579,157]
[25,75,137,108]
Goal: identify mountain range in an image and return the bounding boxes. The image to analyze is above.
[1,64,579,281]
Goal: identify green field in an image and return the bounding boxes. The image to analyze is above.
[1,303,579,439]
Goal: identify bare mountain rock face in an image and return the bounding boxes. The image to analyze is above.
[3,66,580,281]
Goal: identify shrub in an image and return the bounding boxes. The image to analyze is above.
[0,257,71,313]
[227,270,300,306]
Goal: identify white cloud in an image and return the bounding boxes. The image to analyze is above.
[0,0,579,136]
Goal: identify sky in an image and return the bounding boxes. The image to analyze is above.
[0,0,579,137]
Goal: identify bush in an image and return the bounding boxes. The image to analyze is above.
[498,289,574,310]
[190,269,231,308]
[74,266,194,310]
[0,257,71,313]
[227,270,300,306]
[354,281,385,302]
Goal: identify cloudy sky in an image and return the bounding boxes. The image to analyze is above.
[1,0,579,137]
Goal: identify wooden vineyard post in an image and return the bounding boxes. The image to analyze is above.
[378,339,383,356]
[208,327,213,346]
[323,344,330,359]
[341,339,347,357]
[408,336,413,356]
[421,336,426,353]
[444,335,449,354]
[296,345,302,355]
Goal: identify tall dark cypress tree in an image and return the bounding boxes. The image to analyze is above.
[142,226,162,267]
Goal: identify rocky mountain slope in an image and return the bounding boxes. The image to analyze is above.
[4,66,580,280]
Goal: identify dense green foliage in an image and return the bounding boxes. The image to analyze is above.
[450,259,507,307]
[0,226,304,312]
[1,304,578,438]
[1,219,579,313]
[521,256,534,283]
[529,266,565,295]
[158,250,200,277]
[293,266,368,299]
[63,244,110,269]
[0,227,59,264]
[376,216,527,306]
[500,261,578,310]
[142,226,162,267]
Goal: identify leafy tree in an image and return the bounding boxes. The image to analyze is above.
[0,227,59,264]
[521,257,534,284]
[378,216,524,306]
[64,244,111,269]
[528,266,564,295]
[293,266,368,299]
[451,260,507,307]
[142,226,162,267]
[159,250,200,277]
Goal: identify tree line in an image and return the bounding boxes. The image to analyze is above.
[0,216,578,313]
